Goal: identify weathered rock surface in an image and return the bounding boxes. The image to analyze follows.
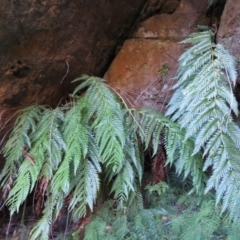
[0,0,149,105]
[0,0,148,132]
[104,0,209,111]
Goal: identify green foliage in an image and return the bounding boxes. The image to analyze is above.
[144,182,169,196]
[0,106,42,192]
[1,24,240,239]
[72,76,126,172]
[134,108,207,195]
[157,64,171,78]
[165,27,240,221]
[84,201,129,240]
[0,76,143,239]
[83,185,240,240]
[1,106,65,214]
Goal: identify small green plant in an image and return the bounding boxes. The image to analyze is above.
[157,64,171,79]
[83,185,240,240]
[145,182,169,196]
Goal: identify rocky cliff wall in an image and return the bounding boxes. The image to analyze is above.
[0,0,148,134]
[1,0,239,135]
[104,0,209,111]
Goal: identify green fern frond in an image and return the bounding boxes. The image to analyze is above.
[6,161,36,214]
[30,192,64,240]
[167,27,240,220]
[69,159,100,219]
[52,102,89,195]
[83,216,108,240]
[72,75,106,95]
[0,106,43,190]
[215,44,237,82]
[110,160,135,204]
[87,132,102,172]
[134,108,206,194]
[5,107,65,215]
[106,128,143,208]
[134,108,167,154]
[31,107,65,172]
[73,76,125,172]
[177,200,221,240]
[227,222,240,240]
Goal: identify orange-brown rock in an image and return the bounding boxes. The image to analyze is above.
[0,0,149,139]
[105,0,209,111]
[0,1,148,108]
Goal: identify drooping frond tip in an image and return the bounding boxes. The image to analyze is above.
[167,26,240,221]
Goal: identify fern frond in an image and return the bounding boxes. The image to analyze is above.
[5,107,65,215]
[110,160,135,204]
[29,192,64,240]
[177,200,221,240]
[215,44,238,85]
[111,129,143,209]
[73,76,125,172]
[52,102,89,195]
[31,107,65,172]
[227,222,240,240]
[72,75,106,95]
[69,159,100,219]
[167,27,240,220]
[0,106,43,190]
[83,216,107,240]
[134,108,206,194]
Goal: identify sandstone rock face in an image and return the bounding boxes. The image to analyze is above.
[217,0,240,81]
[0,0,147,131]
[104,0,209,111]
[0,0,149,105]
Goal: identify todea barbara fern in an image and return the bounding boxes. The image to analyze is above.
[166,26,240,221]
[1,26,240,238]
[0,76,143,239]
